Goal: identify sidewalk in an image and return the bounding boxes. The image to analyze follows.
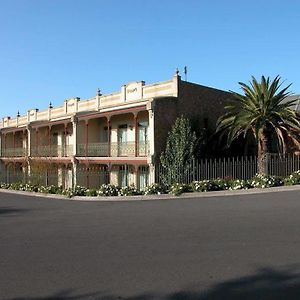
[0,184,299,202]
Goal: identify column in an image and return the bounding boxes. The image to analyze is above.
[147,105,155,184]
[48,126,51,157]
[58,164,63,187]
[4,133,7,157]
[147,108,155,157]
[0,133,2,157]
[133,165,139,188]
[72,117,77,157]
[64,123,68,157]
[107,116,111,157]
[22,130,26,157]
[0,160,5,182]
[27,160,32,184]
[26,126,31,157]
[85,120,89,157]
[133,112,138,157]
[86,164,89,188]
[72,160,78,188]
[36,128,39,156]
[13,132,15,157]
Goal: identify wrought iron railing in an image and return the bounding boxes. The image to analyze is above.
[3,154,300,189]
[76,141,149,157]
[1,147,26,157]
[111,142,135,157]
[155,154,300,185]
[77,143,109,157]
[138,141,149,157]
[31,145,73,157]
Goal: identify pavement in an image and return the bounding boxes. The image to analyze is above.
[1,188,300,299]
[0,183,300,201]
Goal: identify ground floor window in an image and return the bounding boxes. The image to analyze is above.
[118,165,129,187]
[138,165,149,190]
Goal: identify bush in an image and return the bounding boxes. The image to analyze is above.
[144,183,167,195]
[38,185,63,194]
[73,186,88,196]
[97,184,119,196]
[118,185,141,196]
[85,189,97,197]
[169,183,191,196]
[284,170,300,186]
[190,180,221,192]
[228,179,251,190]
[248,174,283,188]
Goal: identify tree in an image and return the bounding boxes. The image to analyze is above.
[216,75,300,174]
[160,115,197,185]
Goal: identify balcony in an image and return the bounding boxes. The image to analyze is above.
[77,143,109,157]
[1,147,26,157]
[31,145,73,157]
[76,141,149,157]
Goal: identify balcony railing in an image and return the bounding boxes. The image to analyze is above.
[1,142,149,158]
[138,141,149,157]
[77,143,109,157]
[1,147,27,157]
[111,142,135,157]
[76,141,149,157]
[31,145,73,157]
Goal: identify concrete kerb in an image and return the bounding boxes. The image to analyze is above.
[0,184,300,202]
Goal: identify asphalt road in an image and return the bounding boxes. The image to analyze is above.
[1,190,300,300]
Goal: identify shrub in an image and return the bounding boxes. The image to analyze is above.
[97,184,119,196]
[248,174,283,188]
[73,186,88,196]
[190,180,220,192]
[85,189,97,197]
[144,183,167,195]
[211,178,230,191]
[228,179,251,190]
[118,186,141,196]
[37,185,63,194]
[284,170,300,186]
[169,183,191,196]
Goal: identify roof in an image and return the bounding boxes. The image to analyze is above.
[282,95,300,111]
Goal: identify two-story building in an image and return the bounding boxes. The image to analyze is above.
[0,71,232,190]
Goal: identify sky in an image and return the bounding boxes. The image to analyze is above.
[0,0,299,118]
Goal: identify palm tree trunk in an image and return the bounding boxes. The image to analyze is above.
[258,130,270,174]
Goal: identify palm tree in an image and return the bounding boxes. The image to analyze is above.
[216,75,300,174]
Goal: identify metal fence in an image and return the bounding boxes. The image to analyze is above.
[2,154,300,189]
[155,154,300,185]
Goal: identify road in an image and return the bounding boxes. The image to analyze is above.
[1,190,300,299]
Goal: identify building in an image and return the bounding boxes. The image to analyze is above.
[0,71,231,189]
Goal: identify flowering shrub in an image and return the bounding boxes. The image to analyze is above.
[169,183,191,196]
[97,184,119,196]
[248,174,283,188]
[284,170,300,186]
[85,189,98,197]
[212,179,230,190]
[144,183,167,195]
[190,180,222,192]
[73,185,88,196]
[118,185,141,196]
[38,185,64,194]
[2,169,300,199]
[228,179,251,190]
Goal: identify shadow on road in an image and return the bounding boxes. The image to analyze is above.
[0,207,28,216]
[7,266,300,299]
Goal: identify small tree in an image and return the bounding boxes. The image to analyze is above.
[160,115,197,185]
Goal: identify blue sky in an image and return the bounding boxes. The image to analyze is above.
[0,0,299,118]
